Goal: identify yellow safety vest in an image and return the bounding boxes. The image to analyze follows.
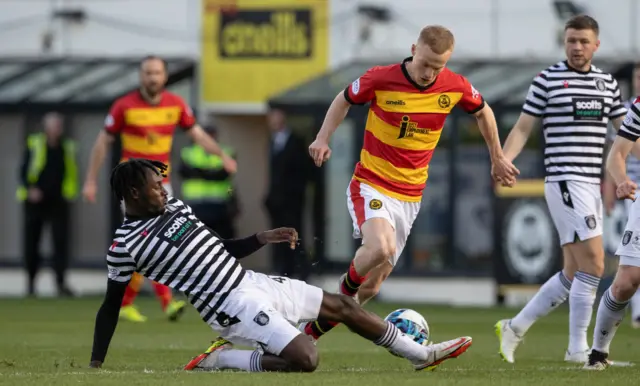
[181,145,233,201]
[16,133,78,201]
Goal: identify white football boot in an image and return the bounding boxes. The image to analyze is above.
[565,349,589,363]
[494,319,523,363]
[413,336,473,371]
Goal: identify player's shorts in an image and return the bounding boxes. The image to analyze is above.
[616,193,640,265]
[544,180,603,246]
[206,270,324,355]
[120,182,173,213]
[346,179,421,266]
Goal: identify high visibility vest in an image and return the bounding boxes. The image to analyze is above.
[16,133,79,201]
[181,145,233,201]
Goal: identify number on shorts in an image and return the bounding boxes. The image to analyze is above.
[269,275,287,284]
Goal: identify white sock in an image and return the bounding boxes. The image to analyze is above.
[629,288,640,320]
[592,287,629,354]
[201,349,263,372]
[510,271,571,335]
[568,271,600,353]
[374,321,427,362]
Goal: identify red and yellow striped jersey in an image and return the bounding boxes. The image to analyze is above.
[104,90,196,182]
[344,57,485,202]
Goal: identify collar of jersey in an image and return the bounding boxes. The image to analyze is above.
[563,60,591,75]
[401,57,437,91]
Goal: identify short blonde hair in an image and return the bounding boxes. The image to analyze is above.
[418,25,455,54]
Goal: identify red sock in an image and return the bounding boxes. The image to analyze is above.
[152,282,172,311]
[341,261,367,296]
[122,272,144,307]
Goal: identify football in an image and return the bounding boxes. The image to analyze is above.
[384,308,430,355]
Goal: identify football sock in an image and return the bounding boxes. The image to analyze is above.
[374,321,426,362]
[592,287,629,354]
[510,271,571,335]
[152,282,172,311]
[629,288,640,320]
[341,260,367,296]
[202,349,263,372]
[568,271,600,353]
[304,260,369,340]
[121,272,144,307]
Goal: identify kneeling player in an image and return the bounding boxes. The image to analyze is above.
[89,159,473,372]
[584,100,640,370]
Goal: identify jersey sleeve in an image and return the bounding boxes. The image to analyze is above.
[522,73,549,117]
[608,78,627,119]
[618,100,640,142]
[457,75,485,114]
[104,99,126,135]
[106,240,135,283]
[177,98,196,130]
[343,67,379,105]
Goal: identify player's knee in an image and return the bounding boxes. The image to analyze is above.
[365,241,395,267]
[290,347,319,372]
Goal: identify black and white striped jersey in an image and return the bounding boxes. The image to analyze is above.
[523,60,627,184]
[618,97,640,182]
[609,97,640,183]
[106,197,245,325]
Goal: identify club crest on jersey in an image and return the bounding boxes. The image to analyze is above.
[438,94,451,108]
[595,78,606,92]
[584,215,597,230]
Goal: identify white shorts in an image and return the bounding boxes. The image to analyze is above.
[616,193,640,264]
[121,182,173,213]
[206,270,324,355]
[346,180,421,266]
[544,181,603,246]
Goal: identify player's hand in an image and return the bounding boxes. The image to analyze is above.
[491,154,520,187]
[82,180,98,203]
[257,228,298,249]
[616,180,638,200]
[222,155,237,174]
[309,138,331,167]
[89,360,102,369]
[27,187,43,203]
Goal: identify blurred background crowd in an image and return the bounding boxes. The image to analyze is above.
[1,0,639,307]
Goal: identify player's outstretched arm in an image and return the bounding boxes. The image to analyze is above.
[611,116,640,161]
[186,124,237,173]
[309,92,351,166]
[473,104,520,186]
[214,227,298,259]
[83,131,115,203]
[501,112,538,163]
[89,279,127,368]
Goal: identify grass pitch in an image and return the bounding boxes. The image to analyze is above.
[1,297,639,385]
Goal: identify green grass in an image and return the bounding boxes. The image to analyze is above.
[1,297,639,385]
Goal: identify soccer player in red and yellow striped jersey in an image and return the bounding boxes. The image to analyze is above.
[83,56,237,323]
[302,26,519,340]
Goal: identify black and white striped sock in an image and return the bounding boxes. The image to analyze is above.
[374,321,426,362]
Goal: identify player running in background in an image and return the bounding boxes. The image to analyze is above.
[88,159,474,372]
[584,98,640,370]
[82,56,237,323]
[302,25,519,341]
[604,62,640,328]
[496,15,630,364]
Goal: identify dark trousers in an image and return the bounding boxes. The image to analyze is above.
[23,200,70,293]
[269,208,308,280]
[190,202,235,239]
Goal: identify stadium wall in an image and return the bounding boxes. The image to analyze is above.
[2,1,640,63]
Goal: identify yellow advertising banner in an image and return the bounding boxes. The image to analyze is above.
[201,0,329,106]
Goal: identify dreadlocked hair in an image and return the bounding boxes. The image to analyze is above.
[110,159,168,201]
